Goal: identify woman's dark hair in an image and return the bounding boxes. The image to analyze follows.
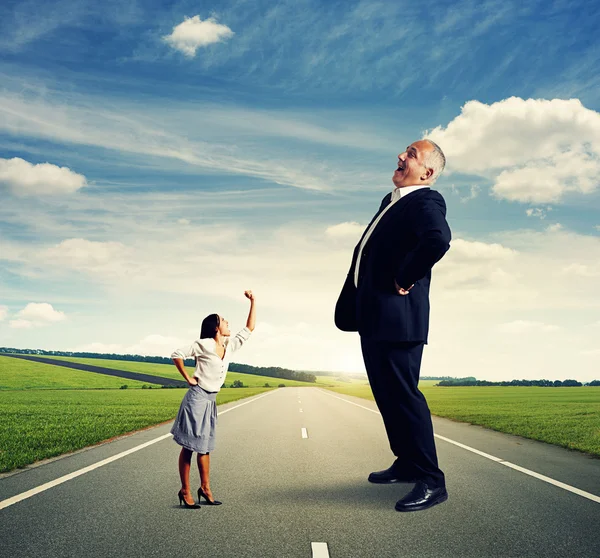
[200,314,220,339]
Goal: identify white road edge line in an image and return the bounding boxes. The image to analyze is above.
[0,389,277,511]
[319,389,600,504]
[301,427,309,439]
[311,542,330,557]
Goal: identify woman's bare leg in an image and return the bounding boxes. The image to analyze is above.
[197,453,215,500]
[178,447,195,504]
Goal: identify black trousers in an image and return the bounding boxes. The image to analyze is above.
[360,337,445,488]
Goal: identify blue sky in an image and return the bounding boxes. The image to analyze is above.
[1,0,599,381]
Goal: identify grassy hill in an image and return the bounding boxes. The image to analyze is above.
[0,356,150,390]
[36,355,325,387]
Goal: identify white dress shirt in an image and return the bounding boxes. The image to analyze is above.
[354,185,430,288]
[171,327,252,392]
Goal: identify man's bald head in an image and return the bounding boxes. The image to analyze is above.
[393,140,446,188]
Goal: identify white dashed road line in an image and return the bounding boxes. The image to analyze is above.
[311,542,330,557]
[301,428,309,439]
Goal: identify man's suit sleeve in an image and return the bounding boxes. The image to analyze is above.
[394,191,451,289]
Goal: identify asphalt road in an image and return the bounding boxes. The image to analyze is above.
[1,387,599,558]
[3,354,187,386]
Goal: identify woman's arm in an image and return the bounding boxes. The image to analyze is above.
[244,290,256,332]
[172,358,198,386]
[171,343,199,386]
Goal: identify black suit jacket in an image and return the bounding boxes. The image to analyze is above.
[334,188,451,343]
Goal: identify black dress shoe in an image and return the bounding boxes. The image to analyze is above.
[368,465,417,484]
[395,481,448,512]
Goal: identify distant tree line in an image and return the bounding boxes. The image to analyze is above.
[0,347,317,383]
[227,362,316,383]
[437,377,596,387]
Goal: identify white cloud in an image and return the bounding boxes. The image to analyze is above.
[432,238,518,297]
[124,335,186,356]
[492,150,600,203]
[526,207,551,219]
[163,16,234,57]
[561,263,600,277]
[0,305,7,321]
[4,216,600,381]
[72,334,186,357]
[71,342,124,354]
[498,320,561,334]
[462,184,480,202]
[427,97,600,203]
[45,239,129,272]
[546,223,563,232]
[178,218,190,226]
[447,238,516,261]
[9,302,66,329]
[9,319,35,329]
[325,222,363,240]
[0,157,87,196]
[18,302,66,322]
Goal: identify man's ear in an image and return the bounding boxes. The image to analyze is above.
[421,167,434,181]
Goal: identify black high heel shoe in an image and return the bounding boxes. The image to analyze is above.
[178,489,201,509]
[198,487,222,506]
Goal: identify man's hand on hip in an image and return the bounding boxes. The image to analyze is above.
[394,279,414,296]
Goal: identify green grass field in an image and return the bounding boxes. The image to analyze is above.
[0,356,151,390]
[0,387,270,473]
[325,384,600,456]
[38,355,323,387]
[0,356,279,472]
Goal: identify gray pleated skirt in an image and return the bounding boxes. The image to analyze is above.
[171,385,218,453]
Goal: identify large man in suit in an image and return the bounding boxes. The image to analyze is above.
[335,139,451,512]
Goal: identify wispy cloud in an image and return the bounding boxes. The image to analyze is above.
[526,207,552,219]
[0,0,86,52]
[498,320,561,333]
[0,86,395,192]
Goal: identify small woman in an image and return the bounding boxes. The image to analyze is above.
[170,290,256,508]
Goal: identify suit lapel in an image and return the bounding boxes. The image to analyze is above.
[365,188,429,246]
[350,192,392,273]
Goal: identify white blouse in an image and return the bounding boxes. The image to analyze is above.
[171,327,252,392]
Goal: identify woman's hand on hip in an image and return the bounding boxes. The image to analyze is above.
[187,377,198,386]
